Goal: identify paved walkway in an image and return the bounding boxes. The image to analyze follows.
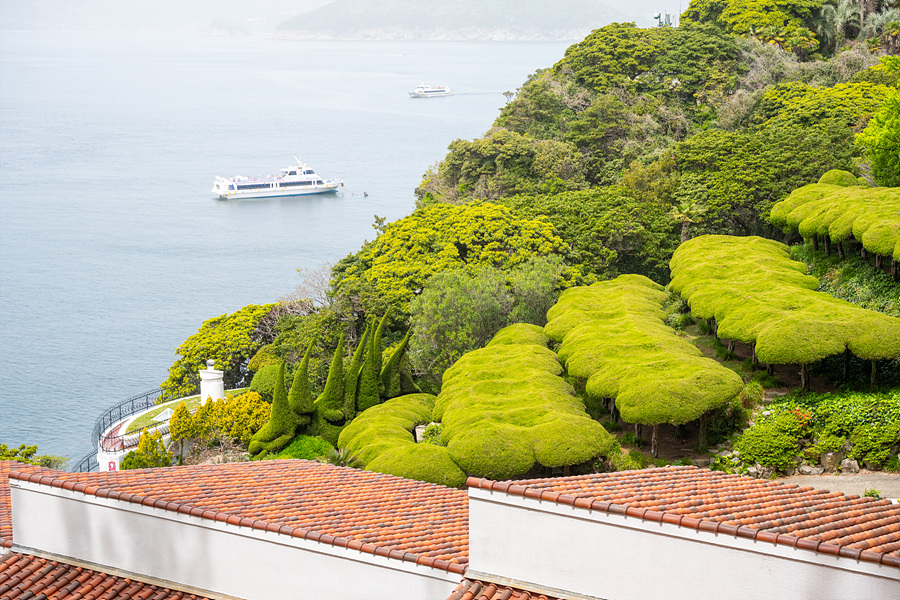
[778,472,900,500]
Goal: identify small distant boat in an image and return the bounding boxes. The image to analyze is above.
[212,157,343,200]
[409,84,453,98]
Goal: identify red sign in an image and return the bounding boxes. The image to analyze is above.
[108,461,117,471]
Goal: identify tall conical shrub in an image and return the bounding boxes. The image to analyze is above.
[343,325,369,421]
[381,330,411,400]
[357,334,381,413]
[316,334,345,422]
[289,341,315,429]
[372,310,390,385]
[248,361,295,456]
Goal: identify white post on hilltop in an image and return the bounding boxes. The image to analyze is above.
[199,359,225,405]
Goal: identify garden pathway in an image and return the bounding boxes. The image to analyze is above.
[778,472,900,500]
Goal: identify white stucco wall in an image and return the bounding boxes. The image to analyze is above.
[11,479,460,600]
[467,488,899,600]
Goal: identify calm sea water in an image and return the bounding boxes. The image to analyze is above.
[0,31,569,462]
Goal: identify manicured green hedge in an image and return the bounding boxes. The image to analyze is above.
[669,235,900,363]
[337,393,467,487]
[546,275,743,425]
[435,323,617,480]
[769,180,900,262]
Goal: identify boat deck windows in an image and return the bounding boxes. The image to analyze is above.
[236,183,275,190]
[282,180,316,187]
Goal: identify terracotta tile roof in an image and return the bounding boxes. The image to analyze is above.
[8,460,469,573]
[447,579,560,600]
[1,461,49,548]
[468,466,900,569]
[0,552,214,600]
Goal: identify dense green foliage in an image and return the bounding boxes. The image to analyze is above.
[499,188,675,281]
[121,430,172,470]
[669,235,900,364]
[682,0,825,55]
[726,389,900,473]
[672,123,859,235]
[408,256,569,380]
[338,393,467,487]
[554,22,669,92]
[753,81,890,128]
[547,275,743,426]
[161,304,275,400]
[857,87,900,186]
[770,182,900,261]
[434,323,617,480]
[332,203,567,313]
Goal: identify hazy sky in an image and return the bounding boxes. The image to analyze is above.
[0,0,685,34]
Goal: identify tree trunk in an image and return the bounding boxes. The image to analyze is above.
[727,339,735,354]
[752,343,759,366]
[875,254,883,269]
[611,403,620,424]
[767,363,775,376]
[650,424,659,458]
[766,223,774,239]
[837,242,844,259]
[861,246,867,261]
[892,258,898,281]
[871,360,879,389]
[681,220,690,242]
[634,423,642,440]
[800,363,810,391]
[824,235,831,256]
[843,348,851,383]
[698,414,708,450]
[812,234,819,251]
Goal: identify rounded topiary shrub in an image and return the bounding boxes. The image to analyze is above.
[817,169,860,187]
[250,363,280,402]
[367,444,467,488]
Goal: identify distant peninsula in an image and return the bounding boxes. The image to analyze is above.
[274,0,637,41]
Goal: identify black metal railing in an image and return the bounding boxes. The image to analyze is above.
[71,451,98,473]
[91,388,163,446]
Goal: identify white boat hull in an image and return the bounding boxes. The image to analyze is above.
[212,181,342,200]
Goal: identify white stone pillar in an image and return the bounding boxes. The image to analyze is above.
[199,359,225,405]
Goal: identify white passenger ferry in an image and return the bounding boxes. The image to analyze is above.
[409,84,453,98]
[212,158,343,199]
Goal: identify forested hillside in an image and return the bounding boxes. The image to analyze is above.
[153,0,900,484]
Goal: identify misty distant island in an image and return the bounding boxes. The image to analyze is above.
[274,0,645,42]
